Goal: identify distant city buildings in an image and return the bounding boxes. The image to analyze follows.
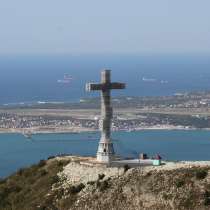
[1,92,210,131]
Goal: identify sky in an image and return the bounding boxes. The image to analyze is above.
[0,0,210,54]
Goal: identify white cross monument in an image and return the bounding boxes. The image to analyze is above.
[86,70,126,163]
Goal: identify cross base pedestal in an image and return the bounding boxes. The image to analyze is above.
[97,141,115,163]
[97,152,115,163]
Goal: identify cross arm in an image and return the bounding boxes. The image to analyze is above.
[86,83,103,91]
[110,82,126,90]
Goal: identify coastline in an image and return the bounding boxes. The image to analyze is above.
[0,127,97,134]
[0,125,209,134]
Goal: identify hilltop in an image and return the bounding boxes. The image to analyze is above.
[1,156,210,210]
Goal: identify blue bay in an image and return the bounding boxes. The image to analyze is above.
[1,130,210,177]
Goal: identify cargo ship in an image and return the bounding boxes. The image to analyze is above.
[57,74,73,84]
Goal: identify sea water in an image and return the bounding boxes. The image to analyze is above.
[1,130,210,177]
[0,54,210,105]
[1,54,210,177]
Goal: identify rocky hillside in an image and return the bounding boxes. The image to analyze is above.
[1,157,210,210]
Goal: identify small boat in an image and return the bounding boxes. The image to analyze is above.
[57,74,73,84]
[142,77,157,82]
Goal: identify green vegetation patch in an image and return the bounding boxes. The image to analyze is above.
[0,158,70,210]
[195,168,208,180]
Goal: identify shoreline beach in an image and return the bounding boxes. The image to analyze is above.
[0,125,209,135]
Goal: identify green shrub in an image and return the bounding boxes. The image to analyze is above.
[9,184,22,193]
[39,169,48,177]
[50,175,60,184]
[0,178,6,185]
[195,169,208,180]
[38,160,46,167]
[0,159,70,210]
[16,168,25,176]
[57,160,70,167]
[203,190,210,206]
[146,172,152,177]
[204,190,210,197]
[204,197,210,206]
[97,180,109,192]
[87,181,95,185]
[47,155,55,160]
[175,179,185,188]
[162,193,173,200]
[69,183,85,194]
[98,174,105,180]
[123,164,130,173]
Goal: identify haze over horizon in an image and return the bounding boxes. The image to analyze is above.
[0,0,210,55]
